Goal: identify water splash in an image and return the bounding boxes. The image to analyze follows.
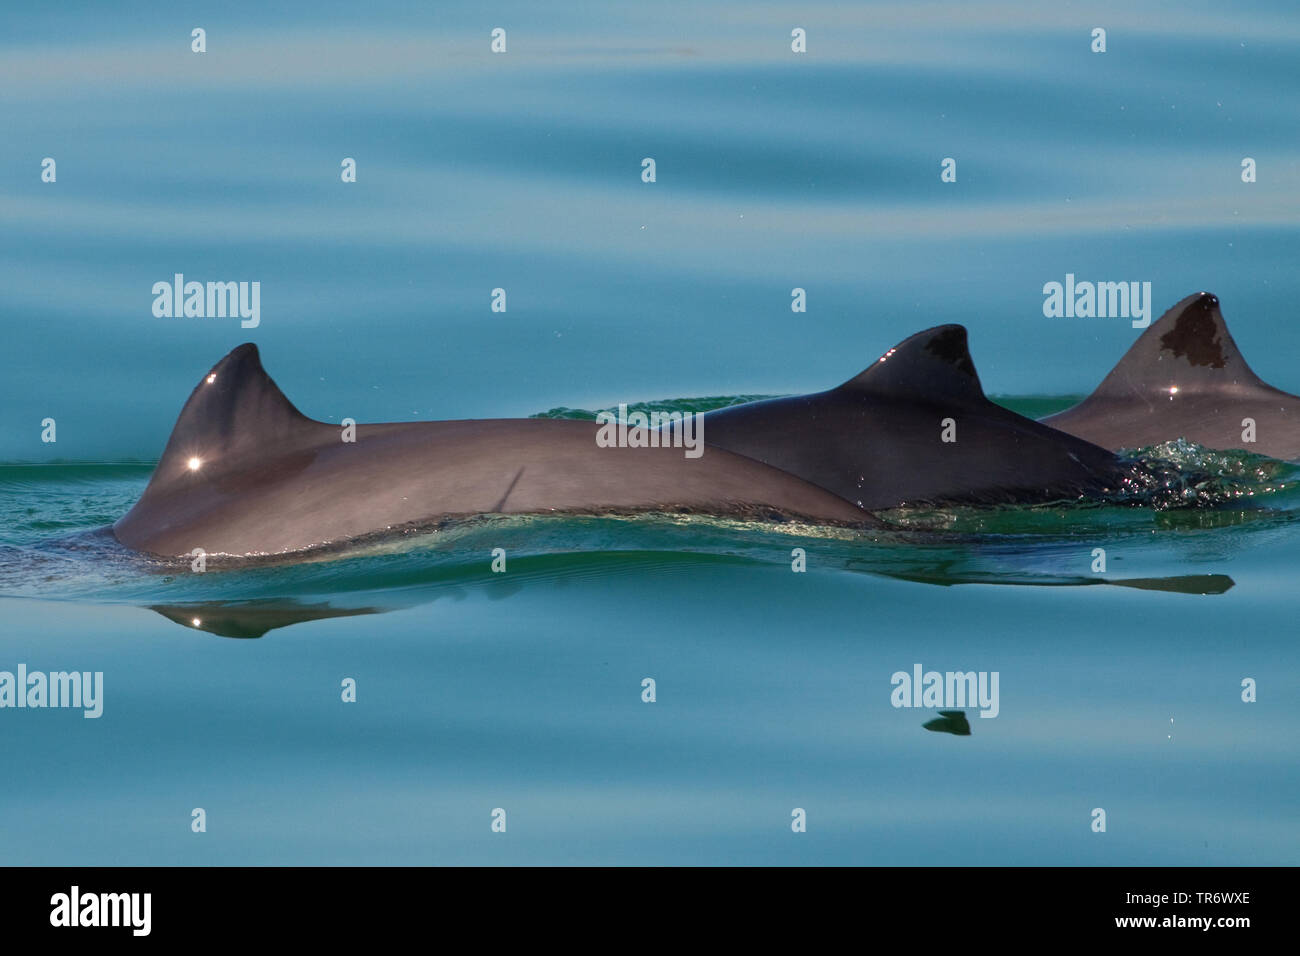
[1119,438,1300,509]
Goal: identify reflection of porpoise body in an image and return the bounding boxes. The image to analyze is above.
[691,325,1128,511]
[150,601,382,639]
[112,345,876,558]
[1042,292,1300,460]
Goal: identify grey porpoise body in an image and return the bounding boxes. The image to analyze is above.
[112,344,876,557]
[689,325,1128,511]
[1041,292,1300,460]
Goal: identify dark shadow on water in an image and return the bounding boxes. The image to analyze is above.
[923,711,972,736]
[874,568,1234,595]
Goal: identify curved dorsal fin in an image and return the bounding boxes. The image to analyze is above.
[149,343,318,488]
[1087,292,1266,396]
[836,324,985,400]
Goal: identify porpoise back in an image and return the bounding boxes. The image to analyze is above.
[112,344,877,557]
[692,325,1126,511]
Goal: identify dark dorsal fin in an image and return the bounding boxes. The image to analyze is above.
[149,343,319,489]
[1087,292,1266,397]
[836,324,985,401]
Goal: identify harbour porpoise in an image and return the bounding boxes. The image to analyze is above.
[1041,292,1300,460]
[688,325,1129,511]
[111,344,877,557]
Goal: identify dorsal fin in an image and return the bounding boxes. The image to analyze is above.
[1087,292,1266,396]
[149,343,318,487]
[836,324,985,400]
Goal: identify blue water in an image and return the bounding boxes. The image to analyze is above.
[1,1,1298,864]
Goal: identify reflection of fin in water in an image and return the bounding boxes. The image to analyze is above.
[1106,574,1234,595]
[871,567,1234,595]
[150,601,380,639]
[923,710,971,736]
